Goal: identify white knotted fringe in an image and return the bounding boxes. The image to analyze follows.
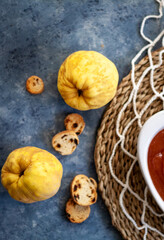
[108,0,164,239]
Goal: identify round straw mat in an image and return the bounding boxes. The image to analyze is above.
[94,48,164,240]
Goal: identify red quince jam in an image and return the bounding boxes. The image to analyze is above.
[148,129,164,200]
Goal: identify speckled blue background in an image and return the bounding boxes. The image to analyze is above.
[0,1,163,240]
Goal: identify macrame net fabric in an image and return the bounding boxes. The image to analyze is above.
[94,1,164,239]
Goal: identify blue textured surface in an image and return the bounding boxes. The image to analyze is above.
[0,1,163,240]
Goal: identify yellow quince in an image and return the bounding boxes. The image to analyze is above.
[1,146,63,203]
[58,51,119,110]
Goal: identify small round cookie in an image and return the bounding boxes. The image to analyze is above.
[26,75,44,94]
[64,113,85,135]
[52,130,79,155]
[71,174,97,206]
[66,198,90,223]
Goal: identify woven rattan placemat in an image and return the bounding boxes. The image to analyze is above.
[94,48,164,240]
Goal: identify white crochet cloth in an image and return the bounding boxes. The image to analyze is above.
[108,0,164,239]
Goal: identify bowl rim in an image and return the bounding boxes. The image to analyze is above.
[137,110,164,212]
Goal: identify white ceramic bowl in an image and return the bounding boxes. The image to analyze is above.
[137,110,164,212]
